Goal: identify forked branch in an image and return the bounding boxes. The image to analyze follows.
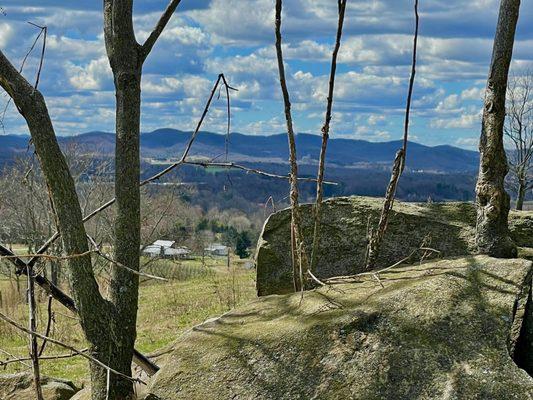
[141,0,183,59]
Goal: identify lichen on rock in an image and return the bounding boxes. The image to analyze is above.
[255,196,533,296]
[145,256,533,400]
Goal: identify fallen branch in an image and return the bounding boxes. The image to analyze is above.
[326,246,439,285]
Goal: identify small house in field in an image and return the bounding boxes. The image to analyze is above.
[142,240,191,259]
[204,243,229,257]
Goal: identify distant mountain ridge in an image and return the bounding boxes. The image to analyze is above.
[0,128,480,173]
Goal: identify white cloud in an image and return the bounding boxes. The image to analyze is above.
[0,23,13,48]
[66,57,112,91]
[431,111,481,129]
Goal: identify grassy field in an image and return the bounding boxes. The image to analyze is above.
[0,255,256,386]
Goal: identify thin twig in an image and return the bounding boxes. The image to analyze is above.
[38,295,53,357]
[275,0,308,292]
[87,235,168,282]
[326,246,439,285]
[0,311,145,385]
[183,160,338,185]
[27,22,47,90]
[311,0,347,272]
[0,347,31,368]
[1,22,46,132]
[365,0,419,270]
[0,348,89,367]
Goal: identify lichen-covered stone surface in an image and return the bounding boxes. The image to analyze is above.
[0,372,79,400]
[256,196,533,296]
[145,256,533,400]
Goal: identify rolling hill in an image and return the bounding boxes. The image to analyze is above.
[0,128,479,173]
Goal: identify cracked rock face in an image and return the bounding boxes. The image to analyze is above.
[145,256,533,400]
[255,196,533,296]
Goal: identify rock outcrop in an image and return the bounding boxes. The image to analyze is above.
[144,256,533,400]
[255,196,533,296]
[0,372,79,400]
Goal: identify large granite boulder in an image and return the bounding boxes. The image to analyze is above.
[256,196,533,296]
[144,256,533,400]
[0,372,79,400]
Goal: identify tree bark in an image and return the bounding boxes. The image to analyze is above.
[475,0,520,257]
[101,1,142,398]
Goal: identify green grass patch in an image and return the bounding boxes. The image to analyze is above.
[0,256,256,385]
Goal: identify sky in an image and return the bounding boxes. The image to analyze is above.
[0,0,532,149]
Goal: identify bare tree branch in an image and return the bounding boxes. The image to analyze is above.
[26,264,44,400]
[365,0,419,270]
[0,347,31,368]
[1,348,89,367]
[38,296,53,357]
[183,160,339,185]
[275,0,309,292]
[311,0,347,272]
[141,0,183,59]
[0,311,145,385]
[0,244,159,376]
[86,235,169,282]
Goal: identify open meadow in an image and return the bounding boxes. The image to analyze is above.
[0,255,256,386]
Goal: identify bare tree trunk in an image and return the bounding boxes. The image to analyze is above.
[27,266,44,400]
[1,1,183,397]
[101,2,142,398]
[310,0,347,273]
[274,0,308,292]
[100,1,184,396]
[516,178,526,210]
[0,48,109,398]
[475,0,520,257]
[365,0,419,270]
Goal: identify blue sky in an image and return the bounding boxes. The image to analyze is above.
[0,0,532,149]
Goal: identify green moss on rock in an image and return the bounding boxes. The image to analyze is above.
[145,256,533,400]
[256,196,533,296]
